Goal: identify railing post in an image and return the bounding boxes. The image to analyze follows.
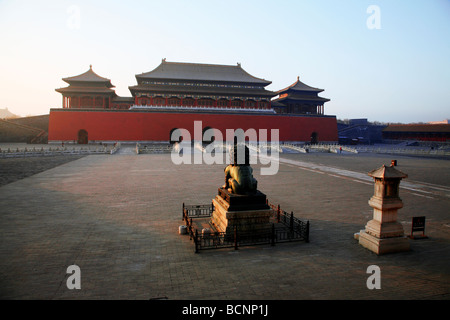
[290,212,294,231]
[234,225,238,250]
[189,218,193,240]
[271,223,276,246]
[182,202,185,221]
[305,220,310,243]
[277,205,280,223]
[194,229,199,253]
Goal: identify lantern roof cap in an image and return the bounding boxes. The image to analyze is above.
[368,165,408,179]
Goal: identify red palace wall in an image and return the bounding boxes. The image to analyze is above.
[48,109,338,143]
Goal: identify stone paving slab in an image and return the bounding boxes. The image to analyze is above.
[0,152,449,300]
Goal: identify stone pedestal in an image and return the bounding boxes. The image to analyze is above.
[358,165,410,255]
[358,231,410,255]
[210,188,273,236]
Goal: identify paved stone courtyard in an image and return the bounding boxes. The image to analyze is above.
[0,151,449,300]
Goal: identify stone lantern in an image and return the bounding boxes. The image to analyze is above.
[357,165,410,254]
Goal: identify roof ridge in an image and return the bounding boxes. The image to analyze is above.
[276,78,323,94]
[63,66,112,83]
[136,60,271,85]
[161,59,241,68]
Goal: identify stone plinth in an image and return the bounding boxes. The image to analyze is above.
[358,230,410,255]
[210,188,273,235]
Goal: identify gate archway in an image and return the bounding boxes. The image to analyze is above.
[202,126,215,144]
[77,129,88,144]
[310,132,318,144]
[169,128,182,144]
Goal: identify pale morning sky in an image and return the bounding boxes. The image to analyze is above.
[0,0,449,123]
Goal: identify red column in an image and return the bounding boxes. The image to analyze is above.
[227,99,231,108]
[165,97,168,106]
[194,98,198,107]
[180,98,183,107]
[150,97,154,106]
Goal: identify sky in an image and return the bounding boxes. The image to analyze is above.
[0,0,449,123]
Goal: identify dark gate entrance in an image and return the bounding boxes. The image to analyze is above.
[310,132,318,144]
[202,126,215,145]
[169,128,181,144]
[77,129,88,144]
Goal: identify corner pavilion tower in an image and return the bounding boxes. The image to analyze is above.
[55,65,117,109]
[271,76,330,115]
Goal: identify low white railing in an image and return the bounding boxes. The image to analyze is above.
[137,144,173,154]
[0,145,113,158]
[307,144,358,154]
[110,142,121,154]
[281,143,308,153]
[355,146,450,156]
